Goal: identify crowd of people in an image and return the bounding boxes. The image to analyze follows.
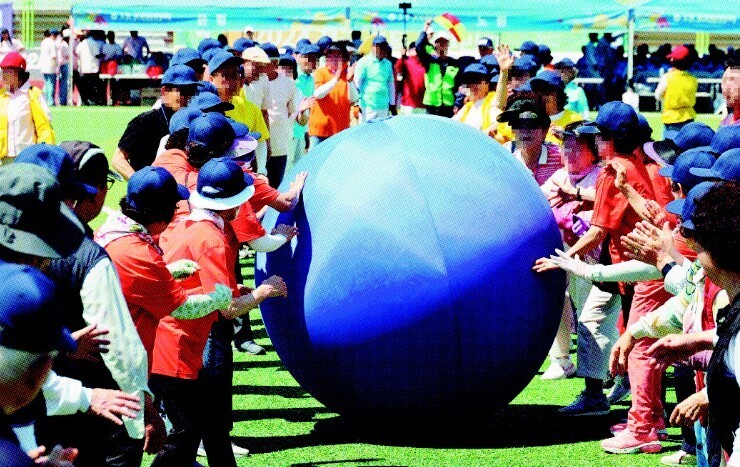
[0,22,738,467]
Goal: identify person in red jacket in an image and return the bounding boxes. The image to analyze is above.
[394,41,427,115]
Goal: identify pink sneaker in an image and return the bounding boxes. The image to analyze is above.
[610,422,668,441]
[601,429,662,454]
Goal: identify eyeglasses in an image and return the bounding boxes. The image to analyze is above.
[106,177,116,189]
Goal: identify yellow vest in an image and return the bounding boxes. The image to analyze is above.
[458,92,497,131]
[662,69,698,124]
[0,86,56,160]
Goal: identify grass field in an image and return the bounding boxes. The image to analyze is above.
[50,106,723,466]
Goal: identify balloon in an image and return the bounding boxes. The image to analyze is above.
[256,115,565,421]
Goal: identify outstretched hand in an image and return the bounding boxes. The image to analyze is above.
[69,324,110,362]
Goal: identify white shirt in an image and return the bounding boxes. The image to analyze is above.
[0,38,24,61]
[78,258,151,439]
[244,74,270,110]
[266,75,298,157]
[76,39,100,74]
[5,81,52,159]
[57,38,70,67]
[38,37,58,74]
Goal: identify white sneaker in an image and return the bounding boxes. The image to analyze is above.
[231,442,250,458]
[197,441,249,458]
[541,357,576,380]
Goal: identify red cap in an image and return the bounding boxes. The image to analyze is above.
[667,45,690,61]
[0,52,26,70]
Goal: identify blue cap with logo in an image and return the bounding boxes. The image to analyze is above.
[690,148,740,182]
[595,101,638,136]
[126,166,189,212]
[169,107,203,134]
[161,64,200,87]
[189,157,255,211]
[298,43,321,56]
[187,113,236,152]
[259,42,280,59]
[512,56,537,73]
[530,70,564,90]
[208,50,242,75]
[372,35,388,45]
[517,40,538,54]
[189,91,234,113]
[665,181,716,230]
[710,125,740,155]
[658,147,717,191]
[231,38,254,54]
[0,263,77,353]
[15,144,97,199]
[171,48,205,67]
[197,38,223,55]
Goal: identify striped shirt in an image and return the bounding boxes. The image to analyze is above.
[514,143,563,185]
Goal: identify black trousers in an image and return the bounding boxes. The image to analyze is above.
[150,374,236,467]
[426,105,454,118]
[79,73,104,105]
[36,411,144,467]
[266,155,288,189]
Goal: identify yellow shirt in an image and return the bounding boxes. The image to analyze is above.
[226,95,270,143]
[661,69,697,124]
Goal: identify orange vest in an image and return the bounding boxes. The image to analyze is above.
[308,67,351,138]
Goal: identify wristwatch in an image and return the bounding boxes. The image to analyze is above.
[661,261,677,278]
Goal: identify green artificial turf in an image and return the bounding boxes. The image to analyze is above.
[50,106,720,466]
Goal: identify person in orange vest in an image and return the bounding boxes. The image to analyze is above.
[0,52,55,165]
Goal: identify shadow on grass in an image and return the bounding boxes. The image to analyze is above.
[236,404,631,454]
[290,459,390,467]
[233,360,286,371]
[233,384,309,398]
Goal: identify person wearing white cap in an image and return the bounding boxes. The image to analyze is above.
[240,47,273,173]
[152,157,288,467]
[242,26,255,41]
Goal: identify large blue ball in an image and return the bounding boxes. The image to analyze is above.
[256,116,565,421]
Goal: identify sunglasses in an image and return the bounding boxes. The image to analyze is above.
[106,177,116,189]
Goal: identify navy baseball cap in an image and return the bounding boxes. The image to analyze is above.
[296,38,312,48]
[161,64,200,87]
[517,40,538,54]
[595,101,638,136]
[225,119,259,161]
[259,42,280,59]
[710,126,740,155]
[462,63,489,80]
[665,181,716,230]
[478,37,493,48]
[169,107,203,134]
[658,147,717,191]
[0,163,85,259]
[298,43,320,56]
[197,38,222,55]
[490,72,501,84]
[512,56,537,73]
[197,81,219,95]
[690,148,740,182]
[189,92,234,113]
[202,47,222,64]
[317,36,333,51]
[208,50,242,75]
[636,113,653,145]
[126,166,189,212]
[554,58,576,69]
[187,113,236,152]
[372,35,388,45]
[189,157,255,211]
[538,44,552,59]
[0,263,76,354]
[644,122,715,166]
[231,38,254,54]
[170,48,205,67]
[530,70,564,91]
[15,144,97,199]
[497,99,551,129]
[227,118,261,141]
[480,54,499,70]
